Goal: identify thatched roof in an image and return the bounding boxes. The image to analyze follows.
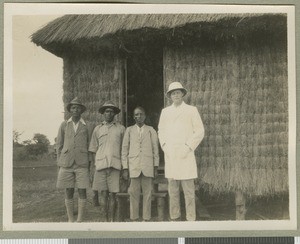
[31,13,286,57]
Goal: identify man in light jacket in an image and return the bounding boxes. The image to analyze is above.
[89,101,125,222]
[56,97,94,222]
[122,106,159,221]
[158,82,205,221]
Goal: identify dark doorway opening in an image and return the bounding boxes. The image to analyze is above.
[125,46,164,131]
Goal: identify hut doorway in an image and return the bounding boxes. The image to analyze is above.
[125,46,164,130]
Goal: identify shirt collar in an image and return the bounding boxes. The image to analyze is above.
[172,101,185,109]
[67,117,86,125]
[102,121,116,126]
[135,124,145,129]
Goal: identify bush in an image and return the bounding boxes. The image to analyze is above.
[26,133,50,156]
[13,146,28,161]
[13,133,51,162]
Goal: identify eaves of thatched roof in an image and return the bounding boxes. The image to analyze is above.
[31,13,286,57]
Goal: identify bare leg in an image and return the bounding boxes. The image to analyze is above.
[99,190,108,222]
[93,190,100,206]
[108,192,116,222]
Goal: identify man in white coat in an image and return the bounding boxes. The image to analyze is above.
[158,82,205,221]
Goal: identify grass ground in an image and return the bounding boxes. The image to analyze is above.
[13,158,289,223]
[13,159,101,222]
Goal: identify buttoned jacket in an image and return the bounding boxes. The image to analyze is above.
[56,118,94,168]
[158,102,205,180]
[89,122,125,171]
[122,125,159,178]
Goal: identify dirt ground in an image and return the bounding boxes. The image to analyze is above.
[12,158,289,223]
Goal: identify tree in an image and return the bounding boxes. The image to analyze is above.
[13,130,23,147]
[13,130,26,161]
[33,133,50,147]
[22,139,32,146]
[25,133,50,158]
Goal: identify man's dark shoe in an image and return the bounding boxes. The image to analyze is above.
[169,217,181,221]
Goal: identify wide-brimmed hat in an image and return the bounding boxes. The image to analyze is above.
[166,82,187,98]
[67,97,86,113]
[98,101,121,114]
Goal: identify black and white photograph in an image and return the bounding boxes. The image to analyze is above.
[3,3,296,231]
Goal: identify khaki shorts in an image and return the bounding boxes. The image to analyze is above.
[92,168,120,192]
[56,164,89,189]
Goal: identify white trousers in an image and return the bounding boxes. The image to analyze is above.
[168,178,196,221]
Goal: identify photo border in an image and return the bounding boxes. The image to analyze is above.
[1,0,299,238]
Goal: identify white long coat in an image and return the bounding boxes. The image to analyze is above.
[158,102,205,180]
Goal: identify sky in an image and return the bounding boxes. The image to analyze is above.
[13,15,64,144]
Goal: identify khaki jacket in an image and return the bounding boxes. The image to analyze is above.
[56,118,94,168]
[89,122,125,171]
[122,125,159,178]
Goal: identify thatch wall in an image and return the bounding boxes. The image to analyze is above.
[164,38,288,196]
[63,52,125,124]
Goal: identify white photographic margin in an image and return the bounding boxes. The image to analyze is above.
[3,3,297,232]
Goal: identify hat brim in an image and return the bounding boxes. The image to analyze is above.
[98,106,121,114]
[67,103,86,113]
[166,88,187,98]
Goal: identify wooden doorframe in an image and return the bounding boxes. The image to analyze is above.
[122,58,128,127]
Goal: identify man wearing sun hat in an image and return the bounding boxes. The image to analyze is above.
[56,97,94,222]
[158,82,205,221]
[89,101,125,222]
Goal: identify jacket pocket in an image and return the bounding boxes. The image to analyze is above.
[128,153,139,158]
[62,148,68,154]
[95,157,106,171]
[113,155,121,160]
